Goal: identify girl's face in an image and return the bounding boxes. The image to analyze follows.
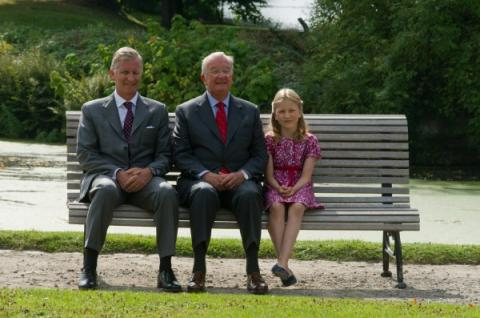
[274,100,301,131]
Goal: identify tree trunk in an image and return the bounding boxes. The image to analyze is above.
[161,0,184,28]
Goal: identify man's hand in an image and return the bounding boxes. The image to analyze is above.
[221,171,245,190]
[202,172,226,191]
[117,167,152,193]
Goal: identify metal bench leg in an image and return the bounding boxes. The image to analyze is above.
[392,231,407,289]
[381,231,392,277]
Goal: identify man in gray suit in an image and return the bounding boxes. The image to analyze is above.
[173,51,268,294]
[76,47,181,292]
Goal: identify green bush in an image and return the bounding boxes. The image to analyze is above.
[0,50,64,142]
[55,16,280,112]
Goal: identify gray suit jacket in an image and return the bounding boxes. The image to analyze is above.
[173,92,267,181]
[77,93,172,202]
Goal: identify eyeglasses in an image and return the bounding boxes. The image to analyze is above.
[207,68,232,76]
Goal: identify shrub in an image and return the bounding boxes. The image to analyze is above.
[0,50,64,142]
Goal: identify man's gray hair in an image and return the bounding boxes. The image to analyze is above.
[110,47,143,70]
[201,51,234,75]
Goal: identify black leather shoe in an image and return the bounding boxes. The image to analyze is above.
[157,269,182,292]
[272,264,297,287]
[78,268,97,290]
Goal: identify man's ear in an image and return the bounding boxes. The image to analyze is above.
[108,69,115,80]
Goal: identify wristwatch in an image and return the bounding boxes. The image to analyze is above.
[241,170,249,180]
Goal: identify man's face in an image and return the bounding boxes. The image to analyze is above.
[109,58,142,100]
[201,56,233,100]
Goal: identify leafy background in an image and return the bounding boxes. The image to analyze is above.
[0,0,479,178]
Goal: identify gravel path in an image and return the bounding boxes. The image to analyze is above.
[0,250,478,305]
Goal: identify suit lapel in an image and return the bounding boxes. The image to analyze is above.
[226,96,243,145]
[196,93,222,142]
[131,96,148,136]
[103,95,124,139]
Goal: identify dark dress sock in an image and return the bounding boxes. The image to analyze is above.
[246,244,260,274]
[193,242,207,273]
[83,247,99,271]
[160,256,172,272]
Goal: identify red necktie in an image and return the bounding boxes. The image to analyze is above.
[215,102,227,144]
[215,102,229,174]
[123,101,134,142]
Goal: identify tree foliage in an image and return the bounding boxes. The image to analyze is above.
[304,0,480,167]
[52,16,278,112]
[107,0,267,28]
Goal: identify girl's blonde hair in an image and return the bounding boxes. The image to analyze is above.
[269,88,309,142]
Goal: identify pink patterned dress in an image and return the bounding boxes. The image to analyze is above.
[264,132,323,210]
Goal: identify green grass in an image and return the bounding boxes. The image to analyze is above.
[0,0,135,30]
[1,230,479,265]
[0,288,478,317]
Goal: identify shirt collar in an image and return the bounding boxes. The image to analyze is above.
[206,91,230,108]
[114,90,139,108]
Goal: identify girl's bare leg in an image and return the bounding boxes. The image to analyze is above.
[267,202,286,257]
[278,203,305,271]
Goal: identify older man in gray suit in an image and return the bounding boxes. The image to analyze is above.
[173,52,268,294]
[76,47,181,292]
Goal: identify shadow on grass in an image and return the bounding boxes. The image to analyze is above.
[96,279,463,302]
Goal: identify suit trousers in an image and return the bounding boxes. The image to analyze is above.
[177,178,263,251]
[84,175,179,257]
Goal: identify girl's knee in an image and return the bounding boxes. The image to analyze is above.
[269,202,284,212]
[269,203,285,219]
[289,203,306,216]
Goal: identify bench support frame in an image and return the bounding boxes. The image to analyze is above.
[382,231,407,289]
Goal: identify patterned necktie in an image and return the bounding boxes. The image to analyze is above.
[215,102,227,144]
[123,101,134,142]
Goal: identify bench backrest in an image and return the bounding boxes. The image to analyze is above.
[66,111,411,210]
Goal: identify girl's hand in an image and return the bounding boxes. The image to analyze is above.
[279,185,294,197]
[283,186,299,198]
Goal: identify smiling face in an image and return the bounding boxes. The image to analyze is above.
[109,57,142,101]
[274,100,302,133]
[201,55,233,101]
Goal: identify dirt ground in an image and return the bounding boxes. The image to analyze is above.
[0,250,478,305]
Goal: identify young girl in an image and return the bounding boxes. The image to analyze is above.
[264,88,323,286]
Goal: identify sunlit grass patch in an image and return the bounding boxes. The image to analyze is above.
[0,288,478,317]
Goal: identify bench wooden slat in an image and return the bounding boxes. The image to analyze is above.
[67,184,410,195]
[314,176,409,183]
[318,142,408,150]
[68,209,419,223]
[321,151,409,159]
[66,164,409,177]
[313,186,409,194]
[67,125,410,136]
[313,167,409,176]
[68,219,419,231]
[67,217,418,231]
[318,159,409,168]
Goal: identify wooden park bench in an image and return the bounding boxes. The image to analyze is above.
[66,111,419,289]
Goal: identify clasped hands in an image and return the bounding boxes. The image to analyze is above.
[116,167,152,193]
[276,185,297,198]
[202,171,245,191]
